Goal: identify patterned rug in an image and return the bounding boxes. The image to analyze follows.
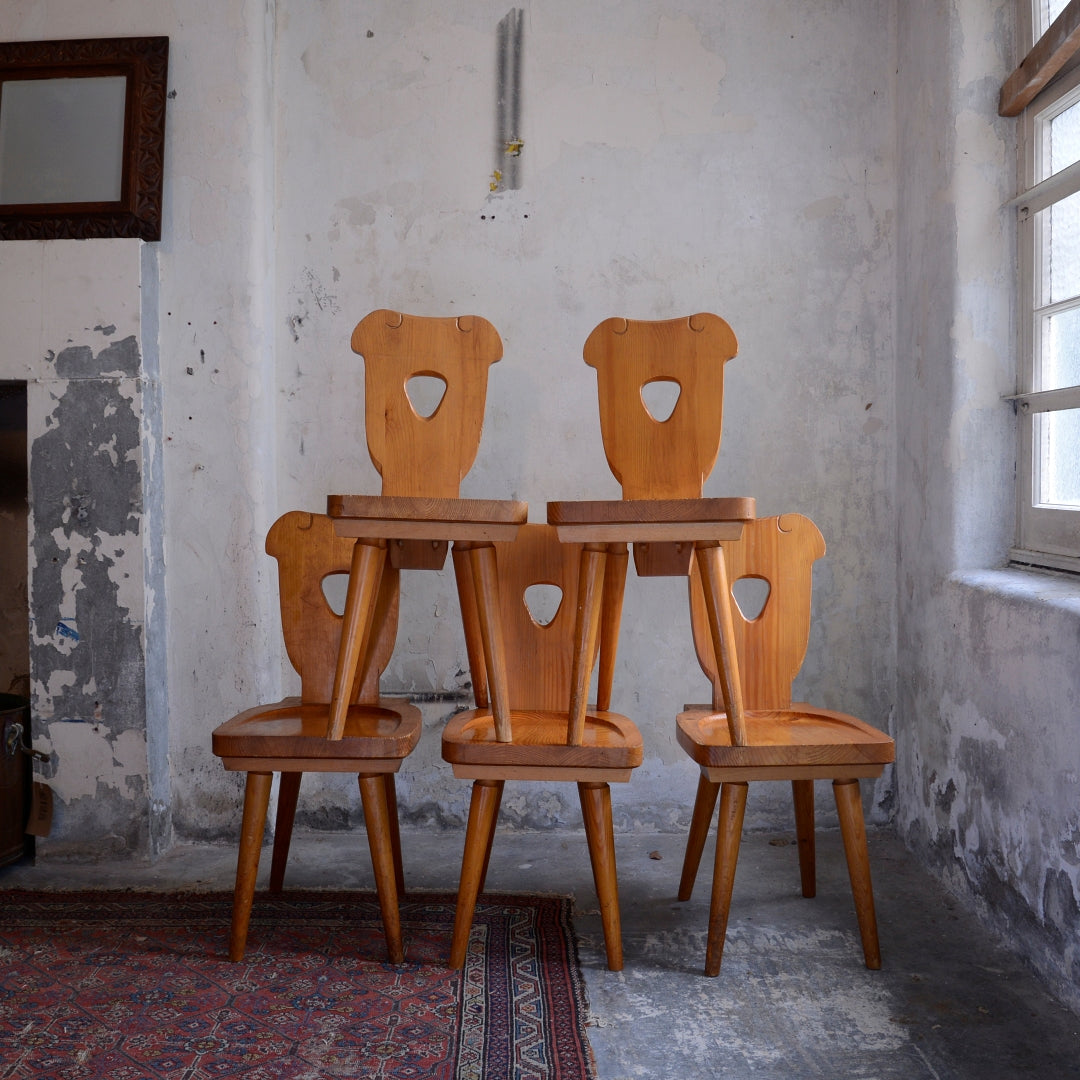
[0,890,596,1080]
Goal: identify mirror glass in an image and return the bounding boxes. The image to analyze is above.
[0,76,127,205]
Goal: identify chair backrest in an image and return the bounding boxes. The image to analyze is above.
[266,511,400,706]
[688,514,825,719]
[455,524,587,717]
[583,314,738,500]
[352,309,504,498]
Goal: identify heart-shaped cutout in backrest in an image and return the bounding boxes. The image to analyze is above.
[405,373,448,418]
[523,583,563,626]
[731,576,770,621]
[640,377,682,422]
[321,573,349,616]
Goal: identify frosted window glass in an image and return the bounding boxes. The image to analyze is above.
[1040,190,1080,303]
[1038,408,1080,507]
[1037,0,1071,36]
[1042,306,1080,390]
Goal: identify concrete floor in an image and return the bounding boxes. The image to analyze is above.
[3,823,1079,1080]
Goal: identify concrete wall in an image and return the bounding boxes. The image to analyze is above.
[896,1,1080,1013]
[1,0,1077,1012]
[0,240,167,857]
[269,0,897,836]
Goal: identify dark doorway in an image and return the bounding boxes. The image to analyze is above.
[0,381,30,865]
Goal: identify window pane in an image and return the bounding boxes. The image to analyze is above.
[1037,407,1080,506]
[1038,0,1071,37]
[1045,98,1080,179]
[1039,190,1080,303]
[1041,305,1080,389]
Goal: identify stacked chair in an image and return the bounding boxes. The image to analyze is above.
[214,308,894,978]
[213,310,524,962]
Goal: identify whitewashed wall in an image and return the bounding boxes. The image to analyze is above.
[896,0,1080,1013]
[269,0,898,835]
[0,5,895,848]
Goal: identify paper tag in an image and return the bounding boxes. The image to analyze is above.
[26,782,53,837]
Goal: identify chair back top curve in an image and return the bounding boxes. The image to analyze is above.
[462,523,587,718]
[583,313,738,500]
[266,511,400,707]
[689,514,825,719]
[352,309,504,499]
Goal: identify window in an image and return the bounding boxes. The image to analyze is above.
[1012,0,1080,571]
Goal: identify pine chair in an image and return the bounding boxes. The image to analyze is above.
[327,309,526,746]
[548,313,754,822]
[442,523,643,971]
[675,513,895,976]
[212,511,421,962]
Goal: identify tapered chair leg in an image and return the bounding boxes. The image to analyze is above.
[359,773,405,964]
[579,781,624,972]
[833,778,881,969]
[678,772,721,901]
[229,771,273,962]
[449,779,503,969]
[385,773,405,896]
[477,781,504,894]
[705,780,748,977]
[792,779,816,898]
[270,771,302,892]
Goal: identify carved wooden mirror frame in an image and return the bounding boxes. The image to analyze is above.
[0,37,168,241]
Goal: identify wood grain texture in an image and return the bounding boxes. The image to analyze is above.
[583,314,738,499]
[265,511,397,707]
[351,309,503,498]
[442,708,643,769]
[328,494,528,525]
[999,0,1080,116]
[547,497,755,525]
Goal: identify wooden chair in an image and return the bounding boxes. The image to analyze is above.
[548,315,754,778]
[675,513,895,975]
[212,511,421,962]
[442,523,643,971]
[326,310,525,744]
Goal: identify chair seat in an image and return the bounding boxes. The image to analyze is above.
[443,708,643,773]
[327,493,527,537]
[213,697,421,768]
[676,704,895,773]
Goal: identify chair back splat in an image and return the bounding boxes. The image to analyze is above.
[584,313,738,500]
[454,524,582,717]
[688,512,826,721]
[268,511,399,708]
[353,309,503,499]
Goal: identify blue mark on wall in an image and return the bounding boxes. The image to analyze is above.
[56,621,79,642]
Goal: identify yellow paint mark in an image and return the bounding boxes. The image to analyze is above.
[504,139,524,157]
[489,169,503,192]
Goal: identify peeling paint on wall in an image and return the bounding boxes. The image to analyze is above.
[27,334,153,858]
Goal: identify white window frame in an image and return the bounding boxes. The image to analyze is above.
[1011,5,1080,573]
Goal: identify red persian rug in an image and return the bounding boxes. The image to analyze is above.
[0,890,596,1080]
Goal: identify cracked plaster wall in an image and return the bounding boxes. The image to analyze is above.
[1,1,898,851]
[896,1,1080,1012]
[271,0,898,839]
[0,239,167,859]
